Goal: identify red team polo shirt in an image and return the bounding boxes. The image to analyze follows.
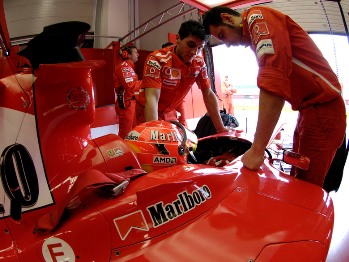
[242,6,342,110]
[114,59,139,101]
[137,45,211,117]
[241,7,346,187]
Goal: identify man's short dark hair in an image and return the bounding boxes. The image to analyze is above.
[178,20,209,42]
[202,6,241,35]
[162,42,174,48]
[124,45,137,54]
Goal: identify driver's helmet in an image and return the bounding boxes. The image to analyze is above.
[124,120,198,172]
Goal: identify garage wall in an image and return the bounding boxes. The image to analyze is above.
[3,0,94,39]
[3,0,137,49]
[94,0,141,49]
[137,0,200,51]
[4,1,348,49]
[258,0,349,35]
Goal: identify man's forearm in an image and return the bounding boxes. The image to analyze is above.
[252,89,285,153]
[144,103,158,121]
[144,88,160,121]
[203,90,225,132]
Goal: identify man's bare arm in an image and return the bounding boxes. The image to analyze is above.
[241,89,285,170]
[201,88,228,133]
[144,88,160,121]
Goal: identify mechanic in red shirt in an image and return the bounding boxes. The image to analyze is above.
[161,41,188,127]
[114,45,141,138]
[221,75,237,115]
[203,6,346,187]
[136,20,227,133]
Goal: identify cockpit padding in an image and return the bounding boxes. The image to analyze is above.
[188,136,252,164]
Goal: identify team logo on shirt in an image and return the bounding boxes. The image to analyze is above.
[156,51,172,57]
[125,77,133,83]
[156,51,172,63]
[144,59,161,78]
[187,66,201,77]
[160,56,172,63]
[251,22,270,44]
[163,67,181,80]
[256,39,275,59]
[247,10,263,28]
[144,66,160,78]
[193,57,203,62]
[123,71,132,78]
[201,66,208,79]
[147,59,161,70]
[163,79,178,86]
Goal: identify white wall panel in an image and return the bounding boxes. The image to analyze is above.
[138,0,200,51]
[3,0,349,50]
[4,0,94,38]
[94,0,130,48]
[253,0,349,35]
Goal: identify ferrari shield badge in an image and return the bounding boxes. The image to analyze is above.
[67,87,90,110]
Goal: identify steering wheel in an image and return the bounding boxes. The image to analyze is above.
[170,121,198,162]
[169,121,187,156]
[265,148,273,159]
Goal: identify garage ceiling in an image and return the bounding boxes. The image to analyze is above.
[3,0,349,44]
[182,0,349,36]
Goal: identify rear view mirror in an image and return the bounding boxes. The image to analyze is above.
[283,150,310,170]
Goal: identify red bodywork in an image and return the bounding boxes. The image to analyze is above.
[0,52,334,262]
[0,4,333,262]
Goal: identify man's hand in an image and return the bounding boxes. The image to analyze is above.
[216,126,230,133]
[201,88,226,132]
[241,147,265,171]
[241,89,285,171]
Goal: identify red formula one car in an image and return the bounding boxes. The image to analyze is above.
[0,21,333,262]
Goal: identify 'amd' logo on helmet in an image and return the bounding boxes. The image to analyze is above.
[150,130,181,142]
[153,156,177,164]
